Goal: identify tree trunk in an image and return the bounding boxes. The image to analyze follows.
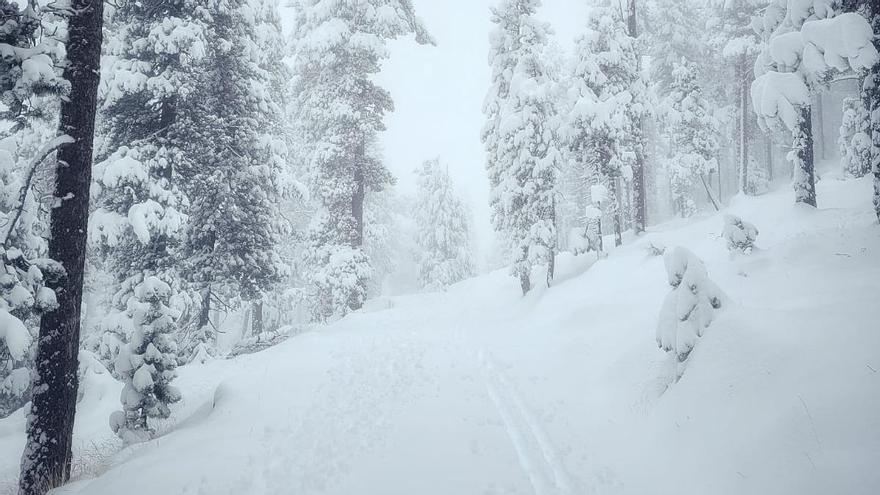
[19,0,103,492]
[739,59,750,194]
[814,91,826,161]
[627,0,648,234]
[612,179,623,247]
[765,134,774,182]
[793,106,817,207]
[252,300,263,336]
[519,269,531,296]
[352,166,365,248]
[198,286,211,330]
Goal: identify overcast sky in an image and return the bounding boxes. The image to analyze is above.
[282,1,590,258]
[378,0,589,254]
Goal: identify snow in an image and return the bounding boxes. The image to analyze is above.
[0,309,30,361]
[751,71,810,131]
[801,13,879,74]
[3,177,880,493]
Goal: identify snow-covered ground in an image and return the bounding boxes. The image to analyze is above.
[2,175,879,495]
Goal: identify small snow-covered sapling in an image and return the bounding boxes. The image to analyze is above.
[722,215,759,254]
[656,247,725,370]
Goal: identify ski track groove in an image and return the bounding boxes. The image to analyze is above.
[478,349,575,495]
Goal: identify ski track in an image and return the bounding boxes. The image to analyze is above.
[478,349,575,495]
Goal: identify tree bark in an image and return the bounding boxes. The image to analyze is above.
[794,106,817,207]
[198,286,211,330]
[19,0,103,492]
[739,59,750,194]
[252,300,264,336]
[627,0,648,234]
[612,179,623,247]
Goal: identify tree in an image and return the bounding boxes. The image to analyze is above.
[483,0,560,295]
[414,159,475,291]
[178,0,284,337]
[290,0,434,319]
[90,0,208,363]
[626,0,649,234]
[110,277,181,444]
[839,96,872,177]
[664,60,720,217]
[18,0,103,491]
[752,2,877,208]
[656,247,725,379]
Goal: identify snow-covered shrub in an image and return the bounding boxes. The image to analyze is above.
[838,97,872,178]
[0,248,60,417]
[656,247,725,366]
[111,277,181,443]
[722,215,759,254]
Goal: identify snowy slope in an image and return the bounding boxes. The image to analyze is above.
[2,176,879,495]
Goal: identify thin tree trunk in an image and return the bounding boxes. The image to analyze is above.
[612,178,623,247]
[739,60,750,194]
[794,106,817,207]
[765,134,774,182]
[252,300,263,336]
[814,91,826,161]
[198,286,211,330]
[627,0,647,234]
[19,0,103,491]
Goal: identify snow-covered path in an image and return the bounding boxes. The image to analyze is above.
[2,176,879,495]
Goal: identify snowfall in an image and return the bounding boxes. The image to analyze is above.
[1,172,878,495]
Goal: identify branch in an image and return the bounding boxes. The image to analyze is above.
[2,134,74,248]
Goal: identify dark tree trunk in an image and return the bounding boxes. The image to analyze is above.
[19,0,103,492]
[198,286,211,330]
[814,91,826,160]
[352,167,365,248]
[519,270,531,296]
[627,0,648,234]
[794,106,817,207]
[252,300,263,336]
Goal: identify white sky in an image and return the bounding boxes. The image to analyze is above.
[378,0,589,252]
[281,1,590,256]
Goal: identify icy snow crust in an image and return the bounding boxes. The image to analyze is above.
[2,177,879,494]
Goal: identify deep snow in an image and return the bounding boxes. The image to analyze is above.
[2,175,879,495]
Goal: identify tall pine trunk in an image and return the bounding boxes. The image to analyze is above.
[612,178,623,247]
[793,106,817,207]
[252,300,264,336]
[627,0,647,233]
[738,59,750,194]
[19,0,103,492]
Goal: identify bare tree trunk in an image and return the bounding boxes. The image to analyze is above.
[739,59,750,194]
[627,0,648,234]
[198,286,211,330]
[814,91,826,161]
[612,179,623,247]
[252,300,263,336]
[794,106,817,207]
[765,134,774,182]
[19,0,103,492]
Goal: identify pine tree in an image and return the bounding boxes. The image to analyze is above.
[110,276,181,444]
[290,0,434,319]
[483,0,560,295]
[839,96,872,177]
[19,0,103,489]
[177,0,283,337]
[91,0,208,363]
[414,159,474,291]
[564,5,648,248]
[664,60,720,217]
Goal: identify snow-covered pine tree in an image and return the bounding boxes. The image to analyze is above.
[110,276,181,444]
[839,97,872,177]
[664,60,720,218]
[177,0,283,339]
[752,1,877,208]
[722,214,759,254]
[656,247,725,377]
[711,0,763,195]
[91,0,208,364]
[564,4,647,248]
[291,0,434,319]
[483,0,560,295]
[414,159,474,291]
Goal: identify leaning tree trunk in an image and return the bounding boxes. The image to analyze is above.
[627,0,648,234]
[19,0,103,492]
[793,106,817,207]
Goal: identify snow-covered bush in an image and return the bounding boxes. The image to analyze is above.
[722,215,759,254]
[838,97,872,177]
[0,248,60,416]
[111,277,181,444]
[656,247,725,367]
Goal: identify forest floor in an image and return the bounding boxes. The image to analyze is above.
[1,174,879,495]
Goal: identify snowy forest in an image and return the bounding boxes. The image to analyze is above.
[1,0,878,493]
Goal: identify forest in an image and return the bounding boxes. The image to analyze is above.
[1,0,878,494]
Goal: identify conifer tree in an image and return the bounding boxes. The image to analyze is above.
[414,159,474,291]
[110,277,181,444]
[483,0,560,295]
[290,0,434,319]
[664,61,720,217]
